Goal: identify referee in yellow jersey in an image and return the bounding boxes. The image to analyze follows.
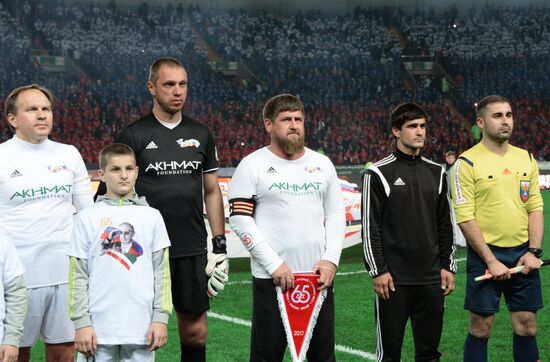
[450,95,544,362]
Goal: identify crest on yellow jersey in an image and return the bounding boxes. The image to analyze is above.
[519,180,530,202]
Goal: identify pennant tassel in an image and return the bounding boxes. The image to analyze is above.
[299,288,326,361]
[277,286,298,361]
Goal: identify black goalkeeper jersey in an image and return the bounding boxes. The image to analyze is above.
[115,113,219,257]
[361,149,456,285]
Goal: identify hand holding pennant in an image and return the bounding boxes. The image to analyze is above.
[276,273,327,362]
[475,258,550,282]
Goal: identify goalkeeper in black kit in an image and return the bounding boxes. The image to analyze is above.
[362,103,456,361]
[97,58,227,362]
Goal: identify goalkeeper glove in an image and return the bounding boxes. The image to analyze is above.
[205,235,229,298]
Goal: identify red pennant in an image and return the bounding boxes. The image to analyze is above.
[276,273,327,362]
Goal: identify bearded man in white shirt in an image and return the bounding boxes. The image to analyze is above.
[228,94,345,361]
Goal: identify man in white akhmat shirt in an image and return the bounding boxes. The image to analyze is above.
[228,94,345,361]
[0,84,93,361]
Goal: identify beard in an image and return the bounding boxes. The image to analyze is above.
[276,133,305,155]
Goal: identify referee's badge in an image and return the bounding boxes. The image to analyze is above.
[519,180,530,202]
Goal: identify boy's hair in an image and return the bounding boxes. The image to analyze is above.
[262,94,304,121]
[389,102,427,131]
[4,84,54,132]
[445,150,456,157]
[99,143,136,170]
[475,95,510,119]
[148,57,185,83]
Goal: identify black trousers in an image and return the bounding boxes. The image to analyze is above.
[375,284,444,362]
[250,278,335,362]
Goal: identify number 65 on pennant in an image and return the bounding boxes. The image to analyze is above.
[290,284,313,305]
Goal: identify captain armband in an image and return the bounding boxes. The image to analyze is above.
[229,197,257,217]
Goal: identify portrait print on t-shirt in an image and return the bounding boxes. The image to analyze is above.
[99,222,143,269]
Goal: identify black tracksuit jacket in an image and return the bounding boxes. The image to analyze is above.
[361,149,456,285]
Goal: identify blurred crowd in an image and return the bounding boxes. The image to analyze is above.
[0,1,548,165]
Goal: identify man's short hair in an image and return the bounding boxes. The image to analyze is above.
[390,102,427,130]
[475,95,510,119]
[262,94,304,121]
[148,57,185,83]
[99,143,136,170]
[445,150,456,157]
[4,84,54,131]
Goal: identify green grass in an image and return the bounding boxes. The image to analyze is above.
[31,191,550,361]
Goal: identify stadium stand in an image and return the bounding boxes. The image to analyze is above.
[1,2,548,165]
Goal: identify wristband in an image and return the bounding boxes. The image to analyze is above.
[212,235,227,254]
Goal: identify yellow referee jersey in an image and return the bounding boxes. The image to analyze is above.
[450,143,543,247]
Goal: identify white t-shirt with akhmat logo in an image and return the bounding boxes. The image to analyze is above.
[0,136,93,288]
[229,147,345,278]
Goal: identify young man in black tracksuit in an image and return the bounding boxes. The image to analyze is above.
[362,103,457,361]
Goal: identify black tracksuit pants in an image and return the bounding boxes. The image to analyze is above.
[375,284,445,362]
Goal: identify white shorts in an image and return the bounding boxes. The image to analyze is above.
[21,284,74,347]
[76,345,154,362]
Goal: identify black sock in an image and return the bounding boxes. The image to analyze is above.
[463,333,488,362]
[513,334,539,362]
[180,343,206,362]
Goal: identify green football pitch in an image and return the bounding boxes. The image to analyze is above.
[32,191,550,361]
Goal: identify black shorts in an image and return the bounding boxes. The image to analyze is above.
[465,243,543,314]
[170,254,210,314]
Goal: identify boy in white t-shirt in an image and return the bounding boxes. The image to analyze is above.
[0,231,26,362]
[68,143,172,361]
